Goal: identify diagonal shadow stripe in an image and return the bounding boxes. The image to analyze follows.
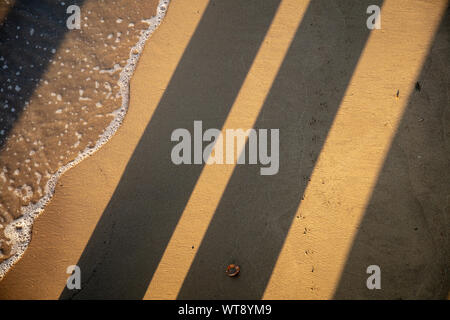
[334,7,449,299]
[177,0,384,299]
[59,0,283,299]
[142,0,311,299]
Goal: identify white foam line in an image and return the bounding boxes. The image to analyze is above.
[0,0,171,280]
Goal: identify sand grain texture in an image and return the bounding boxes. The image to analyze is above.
[0,0,448,299]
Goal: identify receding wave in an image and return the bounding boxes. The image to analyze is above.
[0,0,170,279]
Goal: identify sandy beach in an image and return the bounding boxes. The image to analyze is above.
[0,0,448,299]
[0,0,163,272]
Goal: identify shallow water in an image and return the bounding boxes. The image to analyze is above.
[0,0,170,278]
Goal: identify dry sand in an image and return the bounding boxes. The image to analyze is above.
[0,0,448,299]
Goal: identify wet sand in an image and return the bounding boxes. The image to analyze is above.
[0,0,164,275]
[0,0,448,299]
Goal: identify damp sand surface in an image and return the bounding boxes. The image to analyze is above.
[0,0,168,277]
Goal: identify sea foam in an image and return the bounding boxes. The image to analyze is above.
[0,0,171,280]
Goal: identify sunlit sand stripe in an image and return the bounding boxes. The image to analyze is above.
[144,0,311,300]
[263,0,448,300]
